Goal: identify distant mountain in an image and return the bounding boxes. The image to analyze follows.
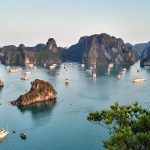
[0,33,138,66]
[61,33,137,66]
[126,42,148,58]
[133,43,148,57]
[27,44,46,51]
[140,42,150,67]
[126,41,150,67]
[0,38,62,66]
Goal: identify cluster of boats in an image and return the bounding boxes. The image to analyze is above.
[5,63,146,84]
[62,63,96,85]
[5,66,32,80]
[107,64,146,83]
[0,128,27,141]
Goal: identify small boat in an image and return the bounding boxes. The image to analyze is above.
[107,68,111,73]
[80,64,85,67]
[20,72,31,80]
[65,79,69,85]
[108,63,114,69]
[86,69,93,75]
[52,64,57,67]
[13,131,16,134]
[33,66,37,69]
[5,66,10,70]
[0,129,9,139]
[117,74,121,79]
[137,69,140,72]
[49,65,55,69]
[121,68,127,74]
[131,66,137,69]
[9,67,22,73]
[28,63,34,68]
[44,63,46,67]
[50,64,57,70]
[20,133,27,140]
[132,77,146,83]
[89,66,94,70]
[92,70,96,78]
[62,64,66,68]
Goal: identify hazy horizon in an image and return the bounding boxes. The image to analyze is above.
[0,0,150,47]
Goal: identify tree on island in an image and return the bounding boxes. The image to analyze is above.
[87,102,150,150]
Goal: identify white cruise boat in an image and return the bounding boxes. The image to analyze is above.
[132,77,146,83]
[80,64,85,67]
[120,68,127,74]
[50,64,57,70]
[92,70,96,78]
[0,129,9,139]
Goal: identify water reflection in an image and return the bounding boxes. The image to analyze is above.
[18,101,56,118]
[96,64,130,76]
[0,136,9,144]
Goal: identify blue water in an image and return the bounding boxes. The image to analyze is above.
[0,62,150,150]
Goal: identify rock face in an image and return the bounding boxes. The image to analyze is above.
[61,33,137,66]
[11,79,57,106]
[140,43,150,67]
[0,38,62,66]
[126,42,148,58]
[0,80,4,88]
[133,43,148,57]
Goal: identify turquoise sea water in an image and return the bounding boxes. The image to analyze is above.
[0,62,150,150]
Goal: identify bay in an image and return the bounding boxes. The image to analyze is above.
[0,62,149,150]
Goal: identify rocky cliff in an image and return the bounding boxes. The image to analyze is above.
[0,80,4,89]
[133,43,148,57]
[11,79,57,106]
[61,33,137,66]
[140,43,150,67]
[126,42,148,58]
[0,38,62,66]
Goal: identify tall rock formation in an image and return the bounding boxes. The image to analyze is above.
[0,38,62,66]
[140,43,150,67]
[133,43,148,57]
[11,79,57,106]
[61,33,137,66]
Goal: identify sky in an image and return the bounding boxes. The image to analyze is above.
[0,0,150,47]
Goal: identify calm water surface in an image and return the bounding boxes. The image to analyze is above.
[0,62,150,150]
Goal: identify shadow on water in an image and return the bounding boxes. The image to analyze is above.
[17,101,56,118]
[96,64,130,76]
